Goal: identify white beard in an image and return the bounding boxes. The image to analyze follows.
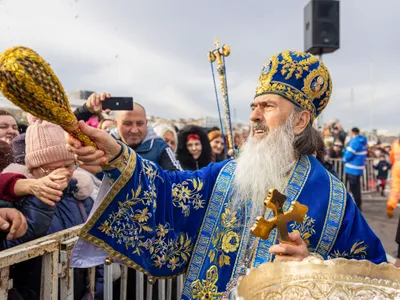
[232,113,296,224]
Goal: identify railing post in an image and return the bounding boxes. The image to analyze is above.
[136,271,144,300]
[158,279,166,300]
[120,265,128,300]
[0,267,10,299]
[104,258,114,300]
[166,279,172,300]
[88,267,96,299]
[60,237,78,300]
[41,249,59,300]
[146,280,153,300]
[176,275,184,300]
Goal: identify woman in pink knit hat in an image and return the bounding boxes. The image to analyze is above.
[1,120,102,300]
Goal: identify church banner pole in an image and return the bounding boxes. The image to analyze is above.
[208,38,235,156]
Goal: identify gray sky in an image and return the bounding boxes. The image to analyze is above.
[0,0,399,132]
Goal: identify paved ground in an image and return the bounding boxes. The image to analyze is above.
[361,191,399,262]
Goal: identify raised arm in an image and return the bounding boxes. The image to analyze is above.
[67,121,228,277]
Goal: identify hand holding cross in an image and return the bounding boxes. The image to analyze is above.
[250,189,308,245]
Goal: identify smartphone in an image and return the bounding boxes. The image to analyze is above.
[102,97,134,110]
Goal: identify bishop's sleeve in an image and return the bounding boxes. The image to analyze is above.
[326,192,387,264]
[77,142,228,278]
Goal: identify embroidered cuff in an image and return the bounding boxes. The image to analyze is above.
[102,142,133,181]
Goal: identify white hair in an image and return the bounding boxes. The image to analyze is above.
[233,110,297,225]
[153,123,178,152]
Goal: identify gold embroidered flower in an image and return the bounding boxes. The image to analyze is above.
[221,208,237,228]
[134,207,150,223]
[179,186,191,201]
[191,266,223,299]
[168,257,179,271]
[222,231,239,253]
[156,224,169,237]
[144,163,158,181]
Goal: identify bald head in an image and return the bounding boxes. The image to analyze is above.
[115,103,146,121]
[115,103,148,148]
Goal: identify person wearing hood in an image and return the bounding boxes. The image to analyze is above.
[177,125,212,170]
[343,127,368,211]
[108,101,181,171]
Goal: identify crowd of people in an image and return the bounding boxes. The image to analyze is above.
[0,93,253,299]
[0,89,400,299]
[322,120,395,208]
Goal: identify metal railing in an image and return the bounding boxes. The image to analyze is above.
[0,225,184,300]
[0,159,381,299]
[328,158,379,193]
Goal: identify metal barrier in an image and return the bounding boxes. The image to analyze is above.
[0,225,184,300]
[328,158,378,193]
[0,158,380,299]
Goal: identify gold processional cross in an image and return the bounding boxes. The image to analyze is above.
[250,189,308,245]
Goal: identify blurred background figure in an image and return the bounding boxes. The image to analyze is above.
[98,118,116,132]
[0,140,14,172]
[343,127,367,211]
[328,140,344,159]
[387,136,400,218]
[177,125,212,170]
[0,110,19,145]
[208,129,225,162]
[153,122,178,153]
[374,154,391,197]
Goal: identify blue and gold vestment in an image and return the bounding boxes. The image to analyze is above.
[71,143,386,299]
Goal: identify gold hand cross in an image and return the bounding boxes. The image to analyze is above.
[250,189,308,245]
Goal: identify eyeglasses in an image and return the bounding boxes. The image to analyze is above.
[40,162,78,176]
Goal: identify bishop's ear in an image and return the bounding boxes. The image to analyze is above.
[293,110,311,135]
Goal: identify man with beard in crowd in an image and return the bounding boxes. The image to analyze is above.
[69,50,386,299]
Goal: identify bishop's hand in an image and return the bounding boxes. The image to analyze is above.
[66,120,122,173]
[269,231,309,261]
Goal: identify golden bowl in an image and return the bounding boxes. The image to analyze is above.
[236,258,400,299]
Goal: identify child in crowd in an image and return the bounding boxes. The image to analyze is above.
[374,154,391,197]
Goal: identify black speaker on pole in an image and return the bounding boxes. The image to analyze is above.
[304,0,340,55]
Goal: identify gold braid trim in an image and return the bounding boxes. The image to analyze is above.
[79,148,186,280]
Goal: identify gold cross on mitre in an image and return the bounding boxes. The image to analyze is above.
[250,189,308,245]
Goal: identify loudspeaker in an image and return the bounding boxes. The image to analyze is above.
[304,0,340,55]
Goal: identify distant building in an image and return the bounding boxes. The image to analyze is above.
[68,90,95,110]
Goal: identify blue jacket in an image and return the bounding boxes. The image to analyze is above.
[1,180,104,300]
[110,126,181,171]
[343,135,368,176]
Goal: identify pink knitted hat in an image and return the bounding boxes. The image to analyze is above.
[25,120,75,170]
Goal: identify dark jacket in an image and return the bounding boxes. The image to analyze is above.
[12,134,26,165]
[73,104,93,122]
[176,125,213,171]
[328,147,343,159]
[1,180,102,300]
[333,130,347,145]
[374,160,391,179]
[110,126,181,171]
